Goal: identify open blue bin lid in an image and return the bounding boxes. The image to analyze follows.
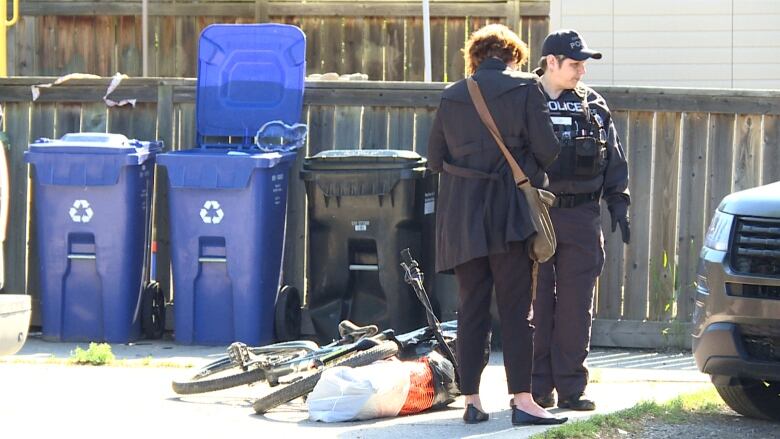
[196,23,306,148]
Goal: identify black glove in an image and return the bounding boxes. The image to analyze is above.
[608,200,630,244]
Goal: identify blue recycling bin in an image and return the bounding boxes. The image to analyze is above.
[156,23,306,345]
[24,133,160,342]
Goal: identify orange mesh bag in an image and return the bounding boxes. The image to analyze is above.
[398,356,435,415]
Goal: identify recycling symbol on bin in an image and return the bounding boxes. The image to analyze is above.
[200,200,224,224]
[69,199,94,223]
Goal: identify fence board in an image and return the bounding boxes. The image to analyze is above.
[524,16,548,73]
[320,18,343,74]
[16,18,38,76]
[108,106,132,136]
[24,105,55,324]
[361,107,388,150]
[39,16,57,76]
[648,112,680,322]
[54,103,82,137]
[282,150,306,302]
[307,105,335,152]
[706,114,735,223]
[177,103,196,149]
[445,18,466,82]
[591,319,691,349]
[406,18,425,81]
[623,111,653,321]
[81,103,108,132]
[413,108,436,156]
[429,18,446,83]
[95,16,115,76]
[4,102,31,298]
[676,112,708,323]
[596,110,628,320]
[385,19,405,81]
[154,85,174,299]
[175,17,198,78]
[333,106,362,150]
[763,116,780,185]
[343,18,365,75]
[363,18,384,81]
[387,107,415,151]
[733,114,762,192]
[298,17,321,75]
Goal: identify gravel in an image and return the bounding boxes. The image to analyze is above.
[632,410,779,439]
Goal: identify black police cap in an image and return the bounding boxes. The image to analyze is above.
[541,29,602,61]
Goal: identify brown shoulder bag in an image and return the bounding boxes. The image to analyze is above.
[466,77,557,264]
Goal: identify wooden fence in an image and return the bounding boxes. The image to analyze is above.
[7,0,550,81]
[2,77,779,348]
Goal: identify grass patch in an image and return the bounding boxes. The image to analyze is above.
[70,342,116,365]
[530,388,726,439]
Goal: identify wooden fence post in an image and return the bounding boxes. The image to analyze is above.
[255,0,269,23]
[506,0,521,34]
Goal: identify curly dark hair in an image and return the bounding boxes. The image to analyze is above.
[463,24,529,75]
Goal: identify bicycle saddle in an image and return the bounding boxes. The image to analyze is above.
[338,320,379,340]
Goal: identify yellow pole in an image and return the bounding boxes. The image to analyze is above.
[0,0,20,77]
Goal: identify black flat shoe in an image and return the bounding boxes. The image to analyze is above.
[510,401,567,426]
[463,404,489,424]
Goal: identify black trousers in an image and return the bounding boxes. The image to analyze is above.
[532,201,605,398]
[454,241,533,395]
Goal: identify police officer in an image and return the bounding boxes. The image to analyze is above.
[531,29,630,411]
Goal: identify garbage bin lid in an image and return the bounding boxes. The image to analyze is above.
[27,132,160,154]
[196,24,306,148]
[303,149,426,171]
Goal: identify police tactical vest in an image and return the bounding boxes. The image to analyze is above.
[546,88,607,180]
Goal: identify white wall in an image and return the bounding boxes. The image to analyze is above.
[549,0,780,88]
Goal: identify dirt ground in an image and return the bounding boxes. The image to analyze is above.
[631,410,778,439]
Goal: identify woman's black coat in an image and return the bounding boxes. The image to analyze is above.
[427,58,560,273]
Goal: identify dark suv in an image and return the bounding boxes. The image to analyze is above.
[692,181,780,420]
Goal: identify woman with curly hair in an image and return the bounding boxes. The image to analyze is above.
[427,24,566,426]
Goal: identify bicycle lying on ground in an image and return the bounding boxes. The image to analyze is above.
[171,249,458,415]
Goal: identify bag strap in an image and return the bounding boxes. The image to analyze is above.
[466,77,530,188]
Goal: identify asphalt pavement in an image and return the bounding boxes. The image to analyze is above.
[0,334,711,438]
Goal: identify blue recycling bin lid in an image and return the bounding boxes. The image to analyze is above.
[196,23,306,148]
[25,132,162,186]
[27,132,161,155]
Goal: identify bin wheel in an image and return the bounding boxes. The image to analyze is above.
[141,281,166,340]
[275,285,301,342]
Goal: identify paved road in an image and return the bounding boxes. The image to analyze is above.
[1,337,710,438]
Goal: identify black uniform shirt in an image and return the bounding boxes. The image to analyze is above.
[542,84,630,207]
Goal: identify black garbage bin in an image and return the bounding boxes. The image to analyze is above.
[301,149,437,343]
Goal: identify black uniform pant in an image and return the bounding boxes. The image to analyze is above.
[532,201,604,398]
[454,241,534,395]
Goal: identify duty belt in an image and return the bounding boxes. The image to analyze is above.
[552,191,600,208]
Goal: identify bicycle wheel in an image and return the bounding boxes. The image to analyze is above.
[252,341,399,414]
[172,346,314,395]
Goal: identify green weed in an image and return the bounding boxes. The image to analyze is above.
[69,342,116,365]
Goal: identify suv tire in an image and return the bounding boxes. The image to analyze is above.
[712,376,780,421]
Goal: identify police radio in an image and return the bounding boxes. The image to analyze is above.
[549,92,607,179]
